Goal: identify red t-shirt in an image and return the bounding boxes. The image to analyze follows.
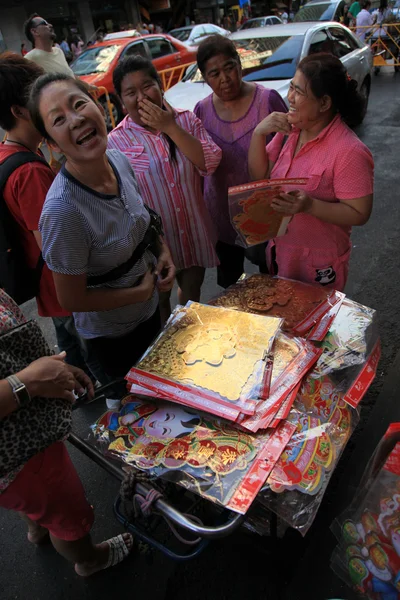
[0,145,69,317]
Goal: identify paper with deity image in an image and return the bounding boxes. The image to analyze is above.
[228,178,308,247]
[331,436,400,598]
[127,302,282,419]
[92,395,295,514]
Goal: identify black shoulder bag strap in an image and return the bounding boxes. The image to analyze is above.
[0,151,51,275]
[86,205,164,287]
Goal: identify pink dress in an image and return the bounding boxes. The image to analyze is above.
[194,85,288,245]
[108,110,222,271]
[265,115,374,290]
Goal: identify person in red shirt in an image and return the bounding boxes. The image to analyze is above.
[0,52,91,375]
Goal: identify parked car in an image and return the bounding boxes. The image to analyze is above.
[71,34,197,127]
[293,0,380,22]
[294,0,347,22]
[169,24,230,47]
[103,30,140,41]
[239,15,283,29]
[165,22,373,121]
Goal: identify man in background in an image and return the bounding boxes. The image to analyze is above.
[356,0,374,40]
[23,13,74,76]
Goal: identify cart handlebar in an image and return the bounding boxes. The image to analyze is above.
[68,432,244,540]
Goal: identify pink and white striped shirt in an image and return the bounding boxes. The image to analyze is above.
[107,110,222,271]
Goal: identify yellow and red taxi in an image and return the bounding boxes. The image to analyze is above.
[71,34,197,127]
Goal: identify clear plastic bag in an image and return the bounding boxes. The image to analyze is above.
[91,394,295,515]
[228,178,308,247]
[256,396,359,535]
[126,302,282,421]
[311,297,378,379]
[331,424,400,598]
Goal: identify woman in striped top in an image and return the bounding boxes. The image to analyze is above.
[29,73,175,384]
[108,56,222,322]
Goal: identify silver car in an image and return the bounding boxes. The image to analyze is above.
[165,22,373,121]
[169,24,230,47]
[239,16,283,29]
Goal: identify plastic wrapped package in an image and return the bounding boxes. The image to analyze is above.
[126,302,282,421]
[331,424,400,598]
[255,396,359,535]
[311,297,378,379]
[240,334,322,432]
[228,178,308,247]
[210,274,343,338]
[92,394,296,515]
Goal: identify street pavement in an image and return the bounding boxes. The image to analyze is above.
[1,70,400,600]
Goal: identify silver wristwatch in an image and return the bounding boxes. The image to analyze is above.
[6,375,31,408]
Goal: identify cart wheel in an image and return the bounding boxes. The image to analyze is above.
[374,66,381,75]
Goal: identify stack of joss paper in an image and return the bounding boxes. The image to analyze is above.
[92,278,380,524]
[126,301,320,430]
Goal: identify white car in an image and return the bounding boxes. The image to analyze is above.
[169,24,230,48]
[165,22,373,120]
[239,15,283,29]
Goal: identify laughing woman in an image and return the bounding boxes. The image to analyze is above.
[108,56,222,321]
[248,53,374,291]
[29,73,175,383]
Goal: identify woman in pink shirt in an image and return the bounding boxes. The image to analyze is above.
[108,56,221,320]
[248,53,374,291]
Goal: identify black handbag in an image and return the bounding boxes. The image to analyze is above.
[0,320,72,477]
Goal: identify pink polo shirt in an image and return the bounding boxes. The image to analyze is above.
[265,115,374,289]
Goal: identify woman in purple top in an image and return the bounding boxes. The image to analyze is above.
[194,35,287,288]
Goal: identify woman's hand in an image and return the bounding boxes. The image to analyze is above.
[156,245,176,293]
[135,267,157,302]
[17,353,79,402]
[68,364,95,399]
[254,112,291,137]
[138,98,176,134]
[271,190,313,215]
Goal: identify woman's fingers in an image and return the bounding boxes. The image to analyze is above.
[59,389,76,403]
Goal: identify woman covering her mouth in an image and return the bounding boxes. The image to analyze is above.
[248,53,374,291]
[108,55,222,322]
[29,73,175,384]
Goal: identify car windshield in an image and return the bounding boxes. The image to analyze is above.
[170,28,192,41]
[242,19,264,29]
[71,45,119,75]
[184,35,304,83]
[294,2,336,21]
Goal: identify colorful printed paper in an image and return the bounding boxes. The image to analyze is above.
[92,395,295,514]
[332,430,400,598]
[210,274,339,335]
[228,178,308,247]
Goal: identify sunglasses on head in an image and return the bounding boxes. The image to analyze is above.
[33,19,49,27]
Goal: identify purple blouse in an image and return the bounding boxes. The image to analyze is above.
[194,84,287,245]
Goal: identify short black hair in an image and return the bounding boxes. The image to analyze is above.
[24,13,40,46]
[0,52,44,131]
[29,72,93,140]
[113,55,177,160]
[113,54,160,96]
[197,34,240,75]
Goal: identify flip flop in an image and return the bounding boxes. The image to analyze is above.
[103,533,133,569]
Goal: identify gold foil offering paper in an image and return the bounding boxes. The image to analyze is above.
[137,302,282,403]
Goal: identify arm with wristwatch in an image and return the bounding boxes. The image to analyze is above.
[1,352,94,419]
